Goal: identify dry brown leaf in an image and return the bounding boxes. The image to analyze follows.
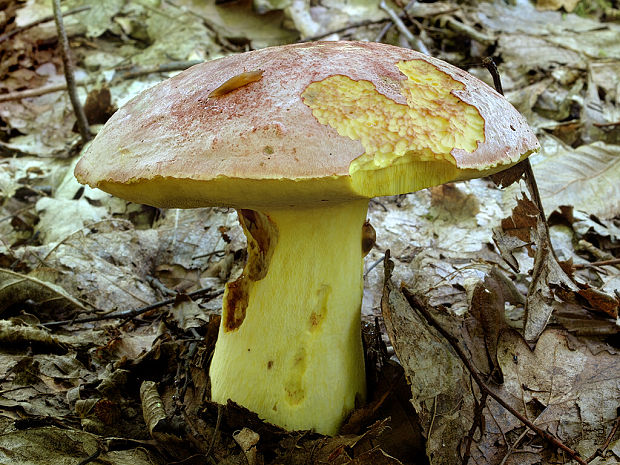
[490,330,620,461]
[525,221,579,342]
[155,264,202,293]
[530,139,620,220]
[500,196,539,251]
[555,302,619,336]
[0,427,164,465]
[83,87,117,126]
[233,428,262,465]
[0,268,86,316]
[577,287,619,319]
[140,380,167,437]
[381,254,474,464]
[490,161,526,189]
[0,319,67,354]
[470,275,511,384]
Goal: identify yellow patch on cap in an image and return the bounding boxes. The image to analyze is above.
[302,59,485,174]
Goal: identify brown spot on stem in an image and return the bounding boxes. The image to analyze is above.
[308,284,331,332]
[284,348,307,405]
[223,276,250,331]
[222,209,278,332]
[361,220,376,257]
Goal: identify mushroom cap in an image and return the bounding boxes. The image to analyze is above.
[75,41,539,209]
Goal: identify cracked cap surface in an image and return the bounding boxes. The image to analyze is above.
[75,41,539,209]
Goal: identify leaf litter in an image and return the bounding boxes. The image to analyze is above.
[1,0,619,464]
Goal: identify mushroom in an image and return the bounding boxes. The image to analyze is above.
[75,41,539,435]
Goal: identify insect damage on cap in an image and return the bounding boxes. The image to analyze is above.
[302,59,485,175]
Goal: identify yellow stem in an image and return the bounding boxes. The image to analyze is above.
[209,199,368,434]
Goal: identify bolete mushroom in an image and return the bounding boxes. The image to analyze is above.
[75,41,539,435]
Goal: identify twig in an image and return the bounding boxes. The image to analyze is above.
[364,253,386,278]
[379,0,428,53]
[52,0,91,143]
[77,443,102,465]
[481,58,552,250]
[461,389,488,464]
[0,82,73,102]
[499,427,530,465]
[0,6,90,44]
[593,121,620,128]
[301,19,390,43]
[206,404,223,458]
[43,287,224,327]
[400,286,588,465]
[586,416,620,463]
[481,57,503,95]
[574,258,620,269]
[375,21,394,43]
[0,61,201,103]
[442,16,495,46]
[192,249,226,260]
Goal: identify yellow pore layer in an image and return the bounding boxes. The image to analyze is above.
[209,200,368,435]
[302,59,485,173]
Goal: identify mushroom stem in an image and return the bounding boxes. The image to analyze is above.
[209,199,368,435]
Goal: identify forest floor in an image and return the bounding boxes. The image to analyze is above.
[0,0,619,464]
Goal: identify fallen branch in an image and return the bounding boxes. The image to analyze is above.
[52,0,91,143]
[585,415,620,463]
[43,287,224,327]
[0,61,202,103]
[574,258,620,269]
[442,16,495,46]
[379,0,429,54]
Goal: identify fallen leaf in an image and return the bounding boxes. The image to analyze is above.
[524,221,579,342]
[527,137,620,220]
[500,196,538,250]
[0,268,86,316]
[0,319,67,354]
[83,87,117,125]
[381,254,474,464]
[140,381,167,437]
[233,428,262,465]
[576,287,619,319]
[492,330,620,461]
[0,427,164,465]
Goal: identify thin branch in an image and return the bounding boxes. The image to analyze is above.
[52,0,91,143]
[43,287,224,327]
[379,0,429,54]
[0,61,202,103]
[0,6,90,44]
[574,258,620,269]
[442,16,495,46]
[301,19,390,42]
[400,286,588,465]
[586,416,620,463]
[481,58,552,250]
[481,57,503,95]
[461,389,488,464]
[206,404,223,458]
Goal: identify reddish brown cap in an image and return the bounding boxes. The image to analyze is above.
[75,41,539,208]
